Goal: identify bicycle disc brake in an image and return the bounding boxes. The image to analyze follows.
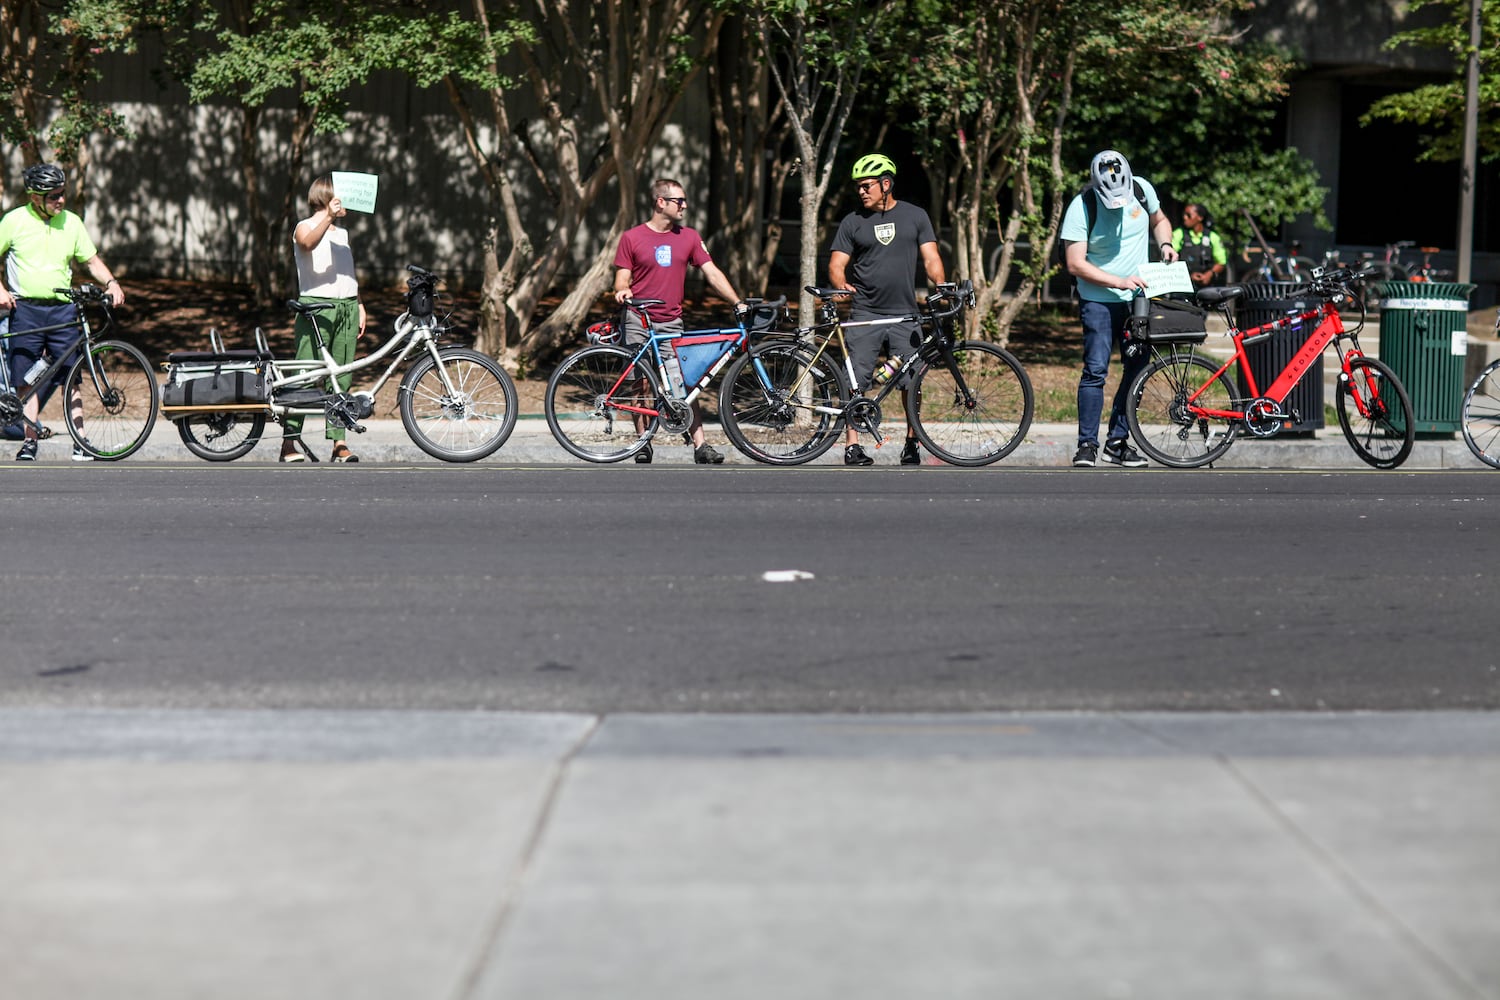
[844,397,883,441]
[658,397,692,435]
[1244,396,1288,438]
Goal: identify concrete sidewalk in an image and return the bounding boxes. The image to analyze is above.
[81,413,1487,468]
[2,709,1496,999]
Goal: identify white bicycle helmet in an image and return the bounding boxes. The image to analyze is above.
[1089,150,1134,209]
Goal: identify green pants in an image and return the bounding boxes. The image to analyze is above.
[284,296,359,442]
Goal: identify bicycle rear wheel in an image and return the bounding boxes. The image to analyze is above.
[1461,359,1500,469]
[1126,352,1239,468]
[399,347,518,462]
[64,340,159,460]
[906,341,1033,466]
[176,411,266,461]
[545,345,658,463]
[1337,356,1413,469]
[718,343,848,465]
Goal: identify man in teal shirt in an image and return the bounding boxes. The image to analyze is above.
[0,163,124,460]
[1061,149,1176,468]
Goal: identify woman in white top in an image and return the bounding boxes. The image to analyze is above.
[283,174,366,462]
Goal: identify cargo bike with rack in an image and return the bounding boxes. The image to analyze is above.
[160,265,518,462]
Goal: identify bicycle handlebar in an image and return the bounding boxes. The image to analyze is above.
[924,279,975,321]
[53,284,109,304]
[1307,264,1378,297]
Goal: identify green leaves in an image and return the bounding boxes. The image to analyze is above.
[185,1,498,134]
[1362,0,1500,163]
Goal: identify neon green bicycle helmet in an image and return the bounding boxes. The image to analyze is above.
[851,153,897,181]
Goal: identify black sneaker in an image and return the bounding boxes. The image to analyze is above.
[15,440,37,462]
[844,444,874,466]
[1103,438,1148,468]
[694,443,724,464]
[900,439,921,465]
[634,443,653,464]
[1072,443,1097,467]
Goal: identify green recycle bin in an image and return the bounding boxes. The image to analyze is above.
[1378,281,1475,434]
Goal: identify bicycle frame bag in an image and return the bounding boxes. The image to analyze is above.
[1128,297,1209,345]
[161,350,270,412]
[673,333,743,389]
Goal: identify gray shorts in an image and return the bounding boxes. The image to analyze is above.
[622,310,683,346]
[845,314,922,391]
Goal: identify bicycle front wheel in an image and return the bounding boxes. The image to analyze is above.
[399,347,518,462]
[1126,352,1239,468]
[908,341,1033,466]
[176,411,266,461]
[1337,356,1413,470]
[65,340,159,460]
[718,344,848,465]
[545,345,658,463]
[1461,359,1500,469]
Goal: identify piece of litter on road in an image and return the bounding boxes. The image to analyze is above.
[762,570,815,582]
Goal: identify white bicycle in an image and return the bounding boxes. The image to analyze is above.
[162,265,518,462]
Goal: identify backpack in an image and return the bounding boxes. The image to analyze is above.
[1055,180,1148,270]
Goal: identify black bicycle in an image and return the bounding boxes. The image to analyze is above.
[718,280,1034,466]
[0,284,159,460]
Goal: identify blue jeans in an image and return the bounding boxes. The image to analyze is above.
[1077,298,1147,447]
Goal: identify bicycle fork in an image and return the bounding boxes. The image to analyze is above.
[1338,352,1388,421]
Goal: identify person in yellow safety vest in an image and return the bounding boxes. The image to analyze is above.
[1171,203,1227,287]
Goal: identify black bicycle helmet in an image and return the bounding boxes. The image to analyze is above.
[23,163,66,194]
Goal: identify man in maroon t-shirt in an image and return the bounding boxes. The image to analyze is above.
[612,177,743,464]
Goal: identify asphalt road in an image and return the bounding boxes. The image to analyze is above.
[2,463,1495,712]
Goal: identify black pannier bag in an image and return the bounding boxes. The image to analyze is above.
[1126,296,1209,347]
[161,350,269,408]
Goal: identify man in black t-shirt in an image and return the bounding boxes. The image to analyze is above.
[828,153,946,466]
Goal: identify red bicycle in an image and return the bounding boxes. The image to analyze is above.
[1125,265,1415,469]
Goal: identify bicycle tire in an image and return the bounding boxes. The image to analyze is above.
[544,345,658,463]
[718,343,849,465]
[1336,356,1413,470]
[1126,352,1239,468]
[176,411,267,461]
[64,340,159,460]
[1461,359,1500,469]
[398,347,518,462]
[907,340,1033,466]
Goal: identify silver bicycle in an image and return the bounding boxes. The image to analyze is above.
[164,265,518,462]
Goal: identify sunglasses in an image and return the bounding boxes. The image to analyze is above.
[856,181,881,194]
[660,196,687,207]
[38,190,65,201]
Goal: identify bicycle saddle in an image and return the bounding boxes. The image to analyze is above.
[804,286,852,298]
[287,299,337,315]
[620,298,666,308]
[1196,286,1244,307]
